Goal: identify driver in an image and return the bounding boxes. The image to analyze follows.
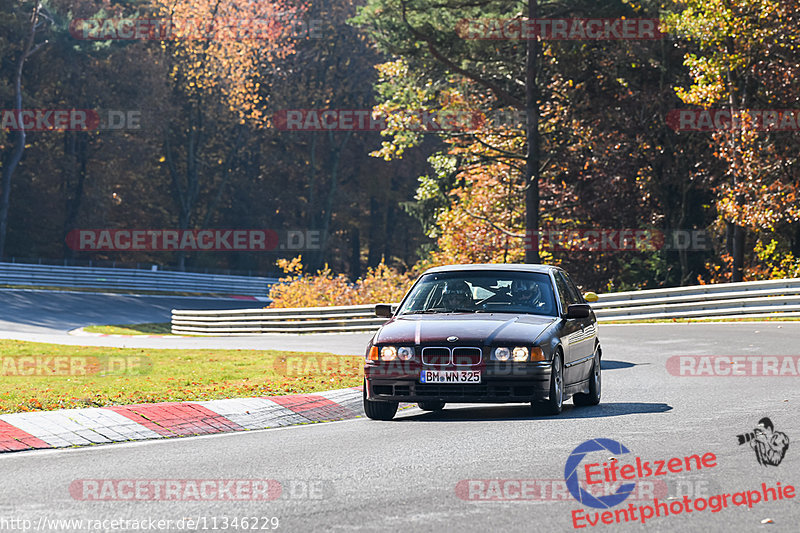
[441,281,473,310]
[511,279,544,308]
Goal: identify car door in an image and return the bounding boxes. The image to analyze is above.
[555,271,593,385]
[553,272,580,384]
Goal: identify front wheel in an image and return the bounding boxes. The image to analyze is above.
[574,348,601,407]
[363,382,398,420]
[532,353,563,416]
[418,401,445,411]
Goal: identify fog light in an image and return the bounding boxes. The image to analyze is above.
[494,347,511,361]
[398,347,414,361]
[512,347,529,362]
[380,346,397,361]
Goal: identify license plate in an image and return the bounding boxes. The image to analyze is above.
[420,370,481,384]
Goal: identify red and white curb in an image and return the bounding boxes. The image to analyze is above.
[0,387,365,453]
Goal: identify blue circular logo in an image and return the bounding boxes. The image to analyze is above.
[564,438,636,509]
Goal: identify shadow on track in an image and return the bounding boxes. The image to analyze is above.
[397,402,671,422]
[601,360,641,370]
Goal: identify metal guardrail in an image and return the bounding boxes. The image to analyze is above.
[171,304,386,334]
[171,278,800,335]
[0,262,278,297]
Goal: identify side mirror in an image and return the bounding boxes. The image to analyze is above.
[375,304,394,318]
[583,291,599,303]
[565,303,591,319]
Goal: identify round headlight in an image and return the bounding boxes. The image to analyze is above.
[380,346,397,361]
[512,347,529,362]
[397,347,414,361]
[494,347,511,361]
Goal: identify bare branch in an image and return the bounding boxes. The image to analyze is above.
[463,208,525,238]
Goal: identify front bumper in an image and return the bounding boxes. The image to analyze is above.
[364,362,552,403]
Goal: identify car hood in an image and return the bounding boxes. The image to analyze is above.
[375,313,557,346]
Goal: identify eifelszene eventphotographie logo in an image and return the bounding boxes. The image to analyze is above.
[566,438,794,529]
[565,438,637,509]
[737,417,790,467]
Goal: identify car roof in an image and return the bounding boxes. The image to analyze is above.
[422,263,561,275]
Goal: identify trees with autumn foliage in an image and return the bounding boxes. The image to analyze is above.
[667,0,800,282]
[1,0,799,294]
[352,0,800,290]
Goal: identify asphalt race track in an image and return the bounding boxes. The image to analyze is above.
[0,289,263,334]
[0,289,371,354]
[1,296,799,532]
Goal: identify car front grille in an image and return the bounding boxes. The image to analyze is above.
[421,347,451,366]
[453,347,482,366]
[421,346,482,366]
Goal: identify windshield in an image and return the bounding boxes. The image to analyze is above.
[397,271,557,317]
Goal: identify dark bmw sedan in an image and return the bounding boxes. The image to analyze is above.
[363,264,601,420]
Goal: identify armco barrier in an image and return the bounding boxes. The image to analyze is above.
[171,304,388,334]
[171,278,800,335]
[0,262,278,297]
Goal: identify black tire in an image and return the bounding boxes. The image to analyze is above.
[363,383,398,421]
[574,347,601,407]
[532,353,563,416]
[418,401,446,411]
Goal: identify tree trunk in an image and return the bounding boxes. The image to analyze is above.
[308,135,318,230]
[165,104,203,271]
[367,196,381,266]
[725,42,745,282]
[382,201,395,263]
[0,2,45,258]
[62,132,90,258]
[524,0,541,264]
[315,131,351,269]
[349,228,361,281]
[732,224,745,282]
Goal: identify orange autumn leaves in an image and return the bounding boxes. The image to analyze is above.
[268,256,415,307]
[153,0,308,125]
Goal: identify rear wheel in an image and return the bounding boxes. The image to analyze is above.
[418,401,445,411]
[532,353,563,416]
[574,347,601,407]
[363,382,398,421]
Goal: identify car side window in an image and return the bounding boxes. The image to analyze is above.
[553,274,571,313]
[556,271,581,311]
[562,272,584,304]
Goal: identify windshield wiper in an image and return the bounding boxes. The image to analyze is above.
[400,308,478,315]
